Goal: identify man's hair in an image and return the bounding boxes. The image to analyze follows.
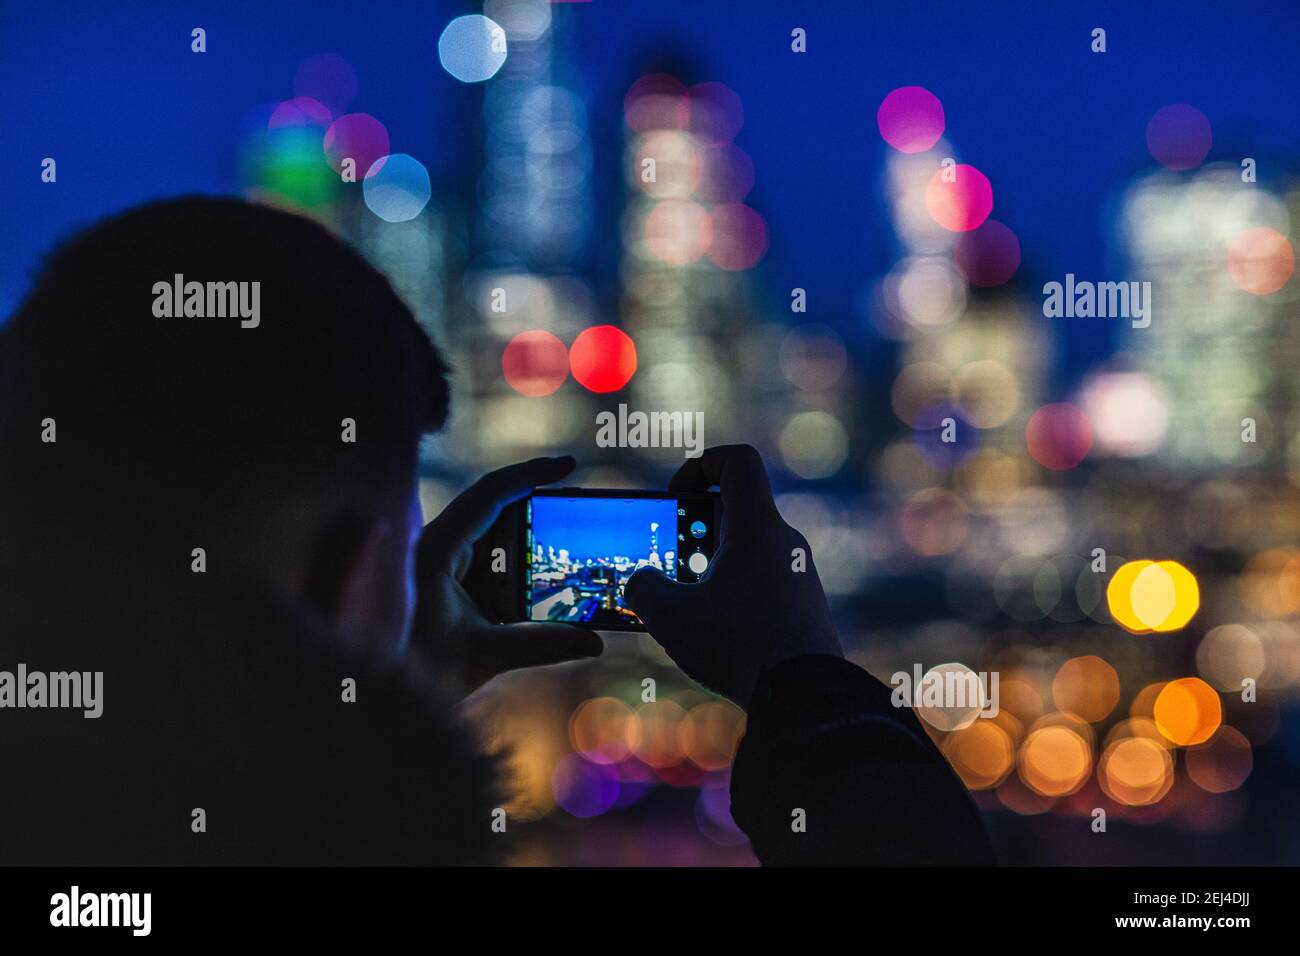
[0,197,450,545]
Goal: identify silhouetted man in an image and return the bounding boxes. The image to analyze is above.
[0,198,992,865]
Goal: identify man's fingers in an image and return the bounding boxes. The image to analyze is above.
[425,455,575,559]
[667,444,779,534]
[625,566,694,636]
[476,622,603,675]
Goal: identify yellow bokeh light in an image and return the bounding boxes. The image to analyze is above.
[1131,563,1177,628]
[1107,559,1199,633]
[1107,560,1153,632]
[1153,677,1222,746]
[1152,561,1199,632]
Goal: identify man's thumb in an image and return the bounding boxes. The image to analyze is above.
[625,566,689,632]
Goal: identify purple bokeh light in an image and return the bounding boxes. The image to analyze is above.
[877,86,945,153]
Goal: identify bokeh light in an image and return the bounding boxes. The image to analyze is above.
[778,411,849,479]
[569,325,638,393]
[697,143,755,202]
[1145,103,1212,171]
[912,404,980,470]
[914,663,988,731]
[707,203,768,271]
[1018,725,1092,798]
[942,720,1015,789]
[1153,678,1222,746]
[1079,371,1170,458]
[1107,559,1200,633]
[876,86,945,153]
[1025,403,1092,470]
[624,73,690,132]
[551,753,619,817]
[1185,726,1253,793]
[778,324,847,391]
[1146,561,1199,632]
[631,699,687,768]
[644,199,712,265]
[362,153,431,222]
[268,96,331,129]
[678,701,745,771]
[924,164,993,232]
[1238,548,1300,617]
[688,81,744,145]
[323,113,390,180]
[1197,624,1266,692]
[569,697,639,764]
[502,330,569,397]
[953,219,1021,287]
[1051,655,1120,723]
[1099,736,1174,806]
[954,360,1020,428]
[900,487,970,556]
[438,14,508,83]
[1227,226,1295,295]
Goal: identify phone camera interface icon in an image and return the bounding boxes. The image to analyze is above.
[689,520,707,539]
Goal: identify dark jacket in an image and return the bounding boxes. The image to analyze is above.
[1,536,991,866]
[733,655,995,865]
[0,537,504,865]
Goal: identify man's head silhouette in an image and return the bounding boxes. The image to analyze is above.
[0,196,450,649]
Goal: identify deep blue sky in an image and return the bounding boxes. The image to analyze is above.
[532,496,676,561]
[3,0,1298,394]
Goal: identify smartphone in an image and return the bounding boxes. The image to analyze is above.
[471,488,721,631]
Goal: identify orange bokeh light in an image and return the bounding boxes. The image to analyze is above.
[1227,226,1295,295]
[1052,655,1120,723]
[1153,678,1222,746]
[1018,725,1093,797]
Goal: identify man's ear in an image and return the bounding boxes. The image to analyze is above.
[303,514,393,630]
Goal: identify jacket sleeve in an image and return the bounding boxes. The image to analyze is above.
[730,654,995,866]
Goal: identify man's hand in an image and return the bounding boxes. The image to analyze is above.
[411,456,602,698]
[624,445,843,706]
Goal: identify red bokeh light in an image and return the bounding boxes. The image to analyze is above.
[570,325,638,394]
[502,330,569,397]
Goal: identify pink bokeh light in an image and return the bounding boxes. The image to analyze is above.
[1026,403,1093,470]
[323,113,391,180]
[925,164,993,232]
[502,330,569,397]
[707,203,768,271]
[268,97,332,129]
[624,74,690,133]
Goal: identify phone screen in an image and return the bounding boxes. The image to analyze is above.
[524,492,717,628]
